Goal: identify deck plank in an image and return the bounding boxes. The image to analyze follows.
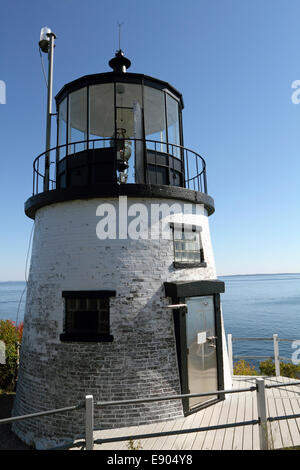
[279,377,300,447]
[153,417,184,450]
[73,376,300,450]
[266,379,283,449]
[142,418,172,450]
[170,410,199,451]
[232,379,246,450]
[190,400,216,450]
[211,397,231,450]
[220,377,250,450]
[210,398,230,450]
[130,423,158,451]
[180,404,205,450]
[181,402,215,450]
[221,393,239,449]
[201,400,225,450]
[252,385,260,451]
[275,376,300,448]
[93,425,130,450]
[273,377,294,449]
[242,384,253,450]
[288,379,300,441]
[159,415,187,450]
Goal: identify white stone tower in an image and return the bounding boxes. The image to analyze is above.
[13,50,231,448]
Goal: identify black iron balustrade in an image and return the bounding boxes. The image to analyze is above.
[32,138,207,196]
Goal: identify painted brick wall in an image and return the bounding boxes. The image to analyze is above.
[13,197,221,449]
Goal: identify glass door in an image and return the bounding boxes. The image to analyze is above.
[186,296,218,410]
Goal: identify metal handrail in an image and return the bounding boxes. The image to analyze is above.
[227,333,300,378]
[0,385,254,427]
[232,336,297,342]
[2,378,300,450]
[94,385,256,408]
[31,138,207,196]
[0,402,84,425]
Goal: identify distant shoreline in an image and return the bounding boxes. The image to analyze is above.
[1,272,300,283]
[219,272,300,277]
[0,281,26,284]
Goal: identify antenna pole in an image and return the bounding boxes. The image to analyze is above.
[117,22,123,50]
[44,32,56,192]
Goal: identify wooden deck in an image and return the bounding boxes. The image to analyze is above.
[86,376,300,450]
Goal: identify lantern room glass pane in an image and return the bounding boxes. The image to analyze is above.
[115,83,143,184]
[68,87,87,152]
[115,83,142,112]
[116,83,143,139]
[144,86,167,153]
[89,83,114,148]
[166,93,181,158]
[58,97,67,158]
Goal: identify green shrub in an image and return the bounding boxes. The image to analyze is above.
[259,359,275,376]
[233,359,258,376]
[0,320,23,392]
[127,439,142,450]
[259,359,300,378]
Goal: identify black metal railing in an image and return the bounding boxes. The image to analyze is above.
[32,138,207,196]
[2,378,300,450]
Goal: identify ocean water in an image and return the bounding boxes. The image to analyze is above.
[0,274,299,368]
[0,281,26,324]
[220,273,300,367]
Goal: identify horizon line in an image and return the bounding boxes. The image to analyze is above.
[218,272,300,277]
[1,272,300,283]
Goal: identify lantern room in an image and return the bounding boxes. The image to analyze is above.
[53,50,203,191]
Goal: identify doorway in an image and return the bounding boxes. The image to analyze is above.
[186,296,219,410]
[172,293,224,414]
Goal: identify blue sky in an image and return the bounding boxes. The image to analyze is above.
[0,0,300,280]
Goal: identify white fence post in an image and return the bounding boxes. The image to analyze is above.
[85,395,94,450]
[256,378,268,450]
[227,334,233,377]
[273,334,280,377]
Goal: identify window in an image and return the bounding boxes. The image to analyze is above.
[172,225,206,268]
[60,291,115,342]
[166,93,181,158]
[89,83,114,147]
[58,96,67,159]
[68,87,88,153]
[144,86,167,153]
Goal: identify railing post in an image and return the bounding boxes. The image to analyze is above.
[203,164,208,194]
[227,334,233,377]
[85,395,94,450]
[256,378,268,450]
[273,334,280,377]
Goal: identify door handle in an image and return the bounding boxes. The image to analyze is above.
[207,336,217,348]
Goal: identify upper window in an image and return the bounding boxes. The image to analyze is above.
[172,225,206,268]
[166,93,181,158]
[68,87,88,152]
[60,291,115,342]
[89,83,114,147]
[144,86,167,153]
[58,97,67,158]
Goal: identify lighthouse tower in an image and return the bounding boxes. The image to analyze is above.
[13,47,231,449]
